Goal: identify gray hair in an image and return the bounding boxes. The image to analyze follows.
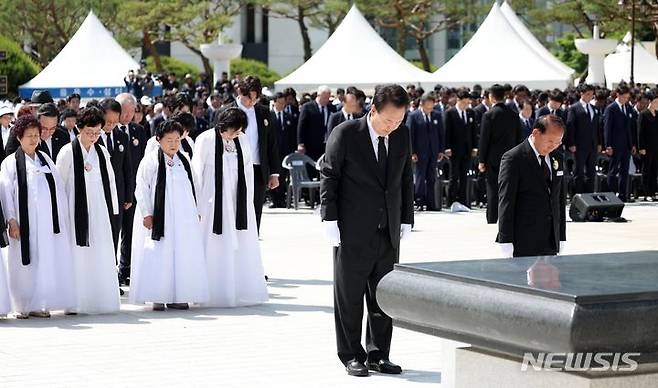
[115,93,137,107]
[317,85,331,95]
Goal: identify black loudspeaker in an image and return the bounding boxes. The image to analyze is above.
[569,192,625,222]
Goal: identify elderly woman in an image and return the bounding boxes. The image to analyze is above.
[56,107,120,314]
[0,115,76,319]
[130,120,209,311]
[192,108,268,307]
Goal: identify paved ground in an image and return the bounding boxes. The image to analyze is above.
[0,202,657,387]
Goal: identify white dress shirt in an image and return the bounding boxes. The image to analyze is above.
[366,113,388,160]
[1,125,10,148]
[342,108,353,121]
[528,137,551,173]
[580,99,593,120]
[236,98,260,165]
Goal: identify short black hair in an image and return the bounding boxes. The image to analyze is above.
[578,83,595,94]
[282,87,297,98]
[456,88,471,100]
[273,92,285,101]
[549,89,565,103]
[174,93,193,112]
[513,84,530,95]
[616,84,631,96]
[533,114,565,134]
[77,106,105,129]
[60,109,78,120]
[67,93,81,102]
[37,103,59,118]
[162,96,177,111]
[172,111,195,132]
[489,84,506,101]
[236,76,262,98]
[420,91,435,103]
[100,98,122,114]
[156,119,184,139]
[372,84,409,111]
[215,107,248,133]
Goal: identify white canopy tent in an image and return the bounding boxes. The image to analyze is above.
[274,5,435,94]
[19,11,146,99]
[604,39,658,88]
[432,2,574,90]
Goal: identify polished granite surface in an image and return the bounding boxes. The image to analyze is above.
[399,251,658,304]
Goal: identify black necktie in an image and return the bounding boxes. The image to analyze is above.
[377,136,387,178]
[278,111,283,129]
[106,133,114,154]
[321,106,326,127]
[40,141,51,158]
[461,111,467,124]
[539,155,551,188]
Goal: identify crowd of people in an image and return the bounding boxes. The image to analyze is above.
[0,71,656,320]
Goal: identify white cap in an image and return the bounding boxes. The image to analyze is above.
[0,105,13,118]
[140,96,153,106]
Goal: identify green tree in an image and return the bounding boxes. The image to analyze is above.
[0,35,41,96]
[553,32,588,76]
[230,58,281,87]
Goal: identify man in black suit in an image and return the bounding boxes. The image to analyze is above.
[36,103,70,161]
[192,99,211,140]
[270,92,298,208]
[506,84,530,114]
[320,84,413,377]
[407,91,444,210]
[444,89,478,207]
[222,76,280,230]
[283,87,300,122]
[498,115,566,257]
[297,85,336,163]
[115,93,149,284]
[604,84,636,202]
[478,84,524,223]
[99,98,134,253]
[327,87,365,137]
[536,90,567,122]
[472,90,491,207]
[150,96,175,136]
[566,84,600,194]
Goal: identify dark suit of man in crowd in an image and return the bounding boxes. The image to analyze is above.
[115,93,149,284]
[297,86,336,163]
[270,93,298,208]
[472,92,491,206]
[478,84,524,224]
[443,89,477,207]
[327,87,365,138]
[7,103,70,160]
[497,115,566,257]
[320,85,413,377]
[222,76,280,230]
[99,99,133,253]
[604,85,636,202]
[565,84,600,194]
[407,92,443,210]
[506,84,530,115]
[536,90,567,123]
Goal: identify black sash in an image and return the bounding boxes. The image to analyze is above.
[181,138,193,159]
[212,134,247,235]
[151,149,196,241]
[71,139,114,247]
[15,149,61,265]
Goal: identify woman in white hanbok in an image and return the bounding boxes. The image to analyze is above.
[56,107,121,314]
[130,120,209,310]
[0,115,76,318]
[192,107,268,307]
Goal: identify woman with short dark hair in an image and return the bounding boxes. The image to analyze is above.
[0,115,76,319]
[129,120,209,311]
[191,107,268,307]
[56,107,120,314]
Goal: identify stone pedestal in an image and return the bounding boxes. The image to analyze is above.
[455,347,658,388]
[200,33,243,89]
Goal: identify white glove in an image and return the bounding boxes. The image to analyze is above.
[400,224,412,240]
[499,243,514,258]
[323,220,340,247]
[559,241,566,255]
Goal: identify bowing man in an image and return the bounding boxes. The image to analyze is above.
[130,120,209,311]
[0,115,76,318]
[6,103,70,161]
[497,115,567,258]
[192,108,268,308]
[99,98,133,253]
[56,107,120,315]
[320,85,414,377]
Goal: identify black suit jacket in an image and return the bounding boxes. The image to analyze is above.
[478,103,524,171]
[320,117,414,249]
[98,129,133,206]
[497,140,566,257]
[472,103,489,144]
[271,109,298,159]
[0,127,9,164]
[151,114,166,137]
[327,110,363,138]
[565,102,599,150]
[297,101,336,159]
[192,117,210,140]
[638,110,658,153]
[443,107,477,156]
[603,102,635,152]
[121,122,148,201]
[536,106,567,123]
[7,126,70,161]
[221,101,280,184]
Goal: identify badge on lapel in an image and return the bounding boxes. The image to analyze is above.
[433,119,438,124]
[286,120,291,125]
[469,117,473,123]
[133,138,139,146]
[552,158,559,171]
[118,144,124,153]
[264,119,269,127]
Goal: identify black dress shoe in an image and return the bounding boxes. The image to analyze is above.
[345,360,369,377]
[367,359,402,374]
